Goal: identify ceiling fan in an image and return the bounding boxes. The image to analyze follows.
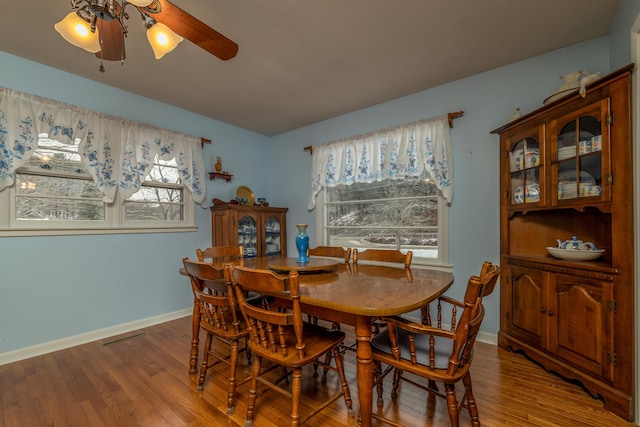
[55,0,238,71]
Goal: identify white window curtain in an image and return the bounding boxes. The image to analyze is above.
[308,114,453,209]
[0,86,207,206]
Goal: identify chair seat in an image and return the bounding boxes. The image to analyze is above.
[371,326,454,370]
[247,322,346,367]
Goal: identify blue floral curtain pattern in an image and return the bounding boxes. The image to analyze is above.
[0,86,207,206]
[308,115,453,209]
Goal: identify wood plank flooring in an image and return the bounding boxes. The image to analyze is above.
[0,316,636,426]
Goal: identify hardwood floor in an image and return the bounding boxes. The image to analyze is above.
[0,316,636,426]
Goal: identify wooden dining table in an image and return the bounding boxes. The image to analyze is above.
[181,256,454,427]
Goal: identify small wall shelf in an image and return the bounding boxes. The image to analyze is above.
[209,172,233,182]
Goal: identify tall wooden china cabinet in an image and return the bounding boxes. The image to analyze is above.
[491,64,634,421]
[211,205,287,258]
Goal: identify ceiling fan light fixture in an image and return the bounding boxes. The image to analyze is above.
[146,21,184,59]
[54,11,101,53]
[126,0,154,6]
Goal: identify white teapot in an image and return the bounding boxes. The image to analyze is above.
[557,235,596,251]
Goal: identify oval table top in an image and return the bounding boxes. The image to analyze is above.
[232,257,454,318]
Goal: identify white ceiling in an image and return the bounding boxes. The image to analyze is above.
[0,0,620,136]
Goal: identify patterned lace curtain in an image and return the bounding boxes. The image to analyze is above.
[308,114,453,209]
[0,86,207,206]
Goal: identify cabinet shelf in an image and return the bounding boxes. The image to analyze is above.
[503,254,618,275]
[209,172,233,182]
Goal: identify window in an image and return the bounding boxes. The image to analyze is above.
[319,174,449,265]
[1,133,194,234]
[123,157,185,224]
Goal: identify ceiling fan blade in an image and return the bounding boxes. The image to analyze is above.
[94,18,126,61]
[145,0,238,61]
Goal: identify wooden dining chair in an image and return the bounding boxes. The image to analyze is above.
[352,248,413,334]
[370,262,500,427]
[353,248,412,268]
[307,245,352,263]
[197,245,244,263]
[187,245,245,372]
[421,260,497,326]
[182,258,251,416]
[225,264,355,426]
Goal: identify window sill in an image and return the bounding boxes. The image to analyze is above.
[0,226,198,237]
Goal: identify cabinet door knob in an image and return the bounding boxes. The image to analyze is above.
[541,308,546,313]
[548,311,554,316]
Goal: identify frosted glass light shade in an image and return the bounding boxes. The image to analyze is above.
[127,0,153,6]
[54,12,101,53]
[146,22,183,59]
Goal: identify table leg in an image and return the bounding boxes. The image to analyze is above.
[355,315,373,427]
[189,298,201,374]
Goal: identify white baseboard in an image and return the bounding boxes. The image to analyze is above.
[477,330,498,346]
[0,308,192,366]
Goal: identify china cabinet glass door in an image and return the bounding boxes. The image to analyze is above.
[264,216,282,256]
[508,130,542,208]
[553,100,609,205]
[238,215,258,258]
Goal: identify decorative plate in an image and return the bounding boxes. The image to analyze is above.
[557,170,595,184]
[510,149,540,171]
[543,88,578,105]
[546,247,605,261]
[236,186,255,206]
[513,184,540,204]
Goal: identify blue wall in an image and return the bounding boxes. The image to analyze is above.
[1,0,637,356]
[0,52,272,354]
[609,0,640,69]
[271,37,610,335]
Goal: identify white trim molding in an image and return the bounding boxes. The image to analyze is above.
[0,308,191,366]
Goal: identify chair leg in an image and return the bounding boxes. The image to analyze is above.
[444,383,460,427]
[463,373,480,427]
[332,347,355,417]
[226,338,240,415]
[391,368,402,399]
[321,350,332,382]
[244,338,252,364]
[189,300,200,374]
[245,356,262,427]
[374,361,384,406]
[290,367,302,427]
[197,333,213,390]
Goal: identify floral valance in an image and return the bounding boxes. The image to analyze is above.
[308,114,453,209]
[0,86,207,206]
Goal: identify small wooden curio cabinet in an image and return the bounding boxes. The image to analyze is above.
[211,205,287,258]
[492,64,635,421]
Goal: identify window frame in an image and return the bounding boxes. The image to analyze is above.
[0,139,197,236]
[314,181,450,268]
